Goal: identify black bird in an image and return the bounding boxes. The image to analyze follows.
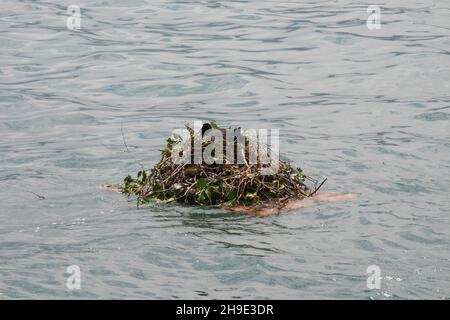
[201,122,240,138]
[201,123,213,136]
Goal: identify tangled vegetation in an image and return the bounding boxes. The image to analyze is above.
[121,122,325,208]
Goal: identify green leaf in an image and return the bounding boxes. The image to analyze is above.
[243,192,260,204]
[161,147,171,157]
[124,175,133,184]
[225,189,237,201]
[196,178,209,189]
[210,121,219,129]
[196,191,207,204]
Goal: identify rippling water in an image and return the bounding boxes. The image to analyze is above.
[1,0,449,299]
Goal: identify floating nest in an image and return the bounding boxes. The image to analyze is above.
[121,122,326,208]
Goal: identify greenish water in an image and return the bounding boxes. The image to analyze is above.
[0,0,449,299]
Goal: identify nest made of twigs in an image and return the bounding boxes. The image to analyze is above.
[121,122,325,208]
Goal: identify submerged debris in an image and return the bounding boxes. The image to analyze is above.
[121,122,326,208]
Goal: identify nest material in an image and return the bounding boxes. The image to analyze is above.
[122,122,325,208]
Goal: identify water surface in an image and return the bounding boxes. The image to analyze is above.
[0,0,449,299]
